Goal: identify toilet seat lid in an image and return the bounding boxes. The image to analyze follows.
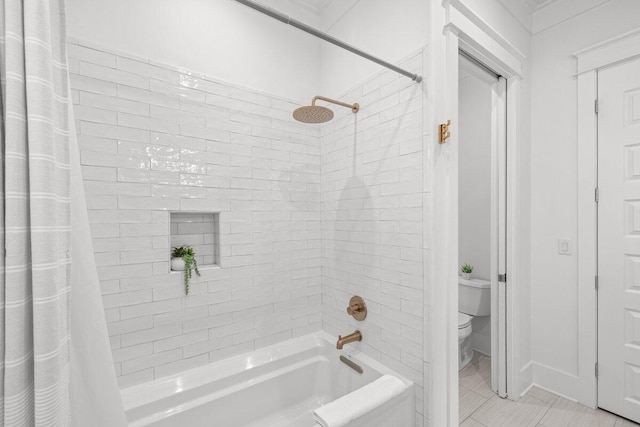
[458,313,473,328]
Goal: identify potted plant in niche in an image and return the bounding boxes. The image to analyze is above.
[171,245,201,295]
[461,263,473,280]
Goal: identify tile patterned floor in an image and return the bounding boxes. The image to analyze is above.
[459,353,640,427]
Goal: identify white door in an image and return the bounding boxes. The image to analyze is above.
[598,56,640,423]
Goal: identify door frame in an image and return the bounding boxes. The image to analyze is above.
[574,28,640,410]
[493,74,508,398]
[459,53,508,396]
[454,32,518,401]
[430,1,526,425]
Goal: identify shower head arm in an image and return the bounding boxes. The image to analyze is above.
[312,96,359,113]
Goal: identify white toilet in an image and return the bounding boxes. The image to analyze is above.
[458,277,491,370]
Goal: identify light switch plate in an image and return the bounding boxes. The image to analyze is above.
[558,239,572,255]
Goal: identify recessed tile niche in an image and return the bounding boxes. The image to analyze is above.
[170,212,220,269]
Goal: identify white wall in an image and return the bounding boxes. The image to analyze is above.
[319,0,429,96]
[458,70,493,282]
[65,0,321,102]
[530,0,640,402]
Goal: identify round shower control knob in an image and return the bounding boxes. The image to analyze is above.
[346,296,367,321]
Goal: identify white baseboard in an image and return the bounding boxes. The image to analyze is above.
[531,362,580,402]
[520,382,535,398]
[531,383,579,403]
[516,360,534,399]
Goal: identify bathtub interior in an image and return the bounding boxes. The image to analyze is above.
[122,332,413,427]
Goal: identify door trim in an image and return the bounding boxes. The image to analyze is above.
[574,28,640,75]
[431,2,526,424]
[574,30,640,410]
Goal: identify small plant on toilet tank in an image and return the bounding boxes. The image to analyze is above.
[171,245,201,295]
[461,263,474,280]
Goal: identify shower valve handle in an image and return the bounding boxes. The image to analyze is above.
[347,303,363,315]
[346,296,367,321]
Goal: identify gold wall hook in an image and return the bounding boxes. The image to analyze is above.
[439,119,451,144]
[346,296,367,321]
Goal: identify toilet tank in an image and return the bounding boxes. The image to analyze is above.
[459,277,491,316]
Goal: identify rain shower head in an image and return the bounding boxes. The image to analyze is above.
[293,96,359,124]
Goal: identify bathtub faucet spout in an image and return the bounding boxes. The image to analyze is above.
[336,330,362,349]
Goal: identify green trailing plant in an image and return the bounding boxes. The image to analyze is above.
[172,245,201,294]
[461,263,474,274]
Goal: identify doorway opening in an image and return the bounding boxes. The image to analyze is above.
[457,50,508,416]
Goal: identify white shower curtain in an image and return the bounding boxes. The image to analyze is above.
[0,0,126,425]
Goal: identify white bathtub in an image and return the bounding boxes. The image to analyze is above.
[121,331,414,427]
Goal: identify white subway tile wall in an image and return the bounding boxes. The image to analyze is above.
[320,51,426,425]
[69,40,323,388]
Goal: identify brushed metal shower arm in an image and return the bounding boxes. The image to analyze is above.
[312,96,359,113]
[233,0,424,83]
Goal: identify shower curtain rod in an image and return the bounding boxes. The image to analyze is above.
[233,0,423,83]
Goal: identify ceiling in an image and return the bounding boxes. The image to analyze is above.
[286,0,333,15]
[287,0,562,18]
[523,0,561,11]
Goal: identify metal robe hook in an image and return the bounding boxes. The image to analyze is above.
[439,120,451,144]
